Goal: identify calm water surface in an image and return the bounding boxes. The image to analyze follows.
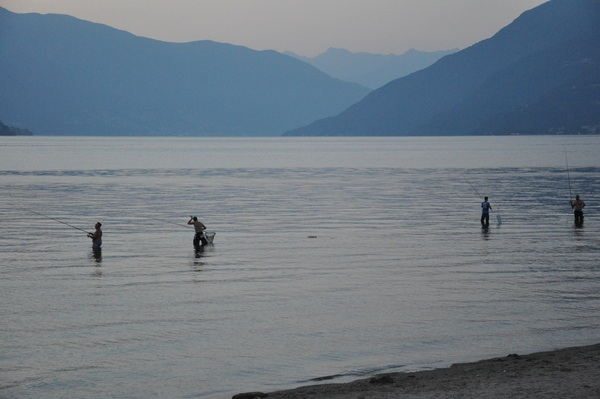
[1,136,599,398]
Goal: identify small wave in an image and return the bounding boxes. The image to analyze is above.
[304,363,407,383]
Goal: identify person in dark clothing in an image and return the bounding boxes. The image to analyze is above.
[87,222,102,248]
[571,195,586,226]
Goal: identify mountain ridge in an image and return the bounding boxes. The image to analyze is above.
[285,0,600,136]
[0,7,369,136]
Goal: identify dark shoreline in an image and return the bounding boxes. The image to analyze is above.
[235,343,600,399]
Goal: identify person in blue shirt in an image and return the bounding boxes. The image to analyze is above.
[481,197,492,226]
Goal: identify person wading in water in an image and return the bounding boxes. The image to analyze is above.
[188,216,207,246]
[87,222,103,249]
[571,195,586,226]
[481,197,492,227]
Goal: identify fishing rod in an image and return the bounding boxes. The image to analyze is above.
[564,146,573,202]
[463,173,483,200]
[463,173,502,224]
[28,209,91,234]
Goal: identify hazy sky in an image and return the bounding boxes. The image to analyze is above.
[1,0,547,56]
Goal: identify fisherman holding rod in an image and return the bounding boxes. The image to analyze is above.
[564,148,587,227]
[463,174,497,227]
[26,208,103,247]
[87,222,103,248]
[570,195,586,226]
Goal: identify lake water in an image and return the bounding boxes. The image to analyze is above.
[1,135,599,398]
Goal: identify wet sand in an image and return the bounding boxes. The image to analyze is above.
[234,343,600,399]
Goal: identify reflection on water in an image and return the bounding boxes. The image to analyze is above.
[90,247,102,263]
[192,242,214,269]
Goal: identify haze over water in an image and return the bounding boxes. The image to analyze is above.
[1,136,599,398]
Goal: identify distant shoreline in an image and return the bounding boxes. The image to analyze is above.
[2,132,599,138]
[238,342,600,399]
[0,121,32,136]
[0,132,32,136]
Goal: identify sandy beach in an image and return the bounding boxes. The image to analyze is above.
[234,343,600,399]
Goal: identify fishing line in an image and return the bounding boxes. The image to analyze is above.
[27,209,91,234]
[148,217,190,228]
[463,173,501,225]
[462,173,483,199]
[564,146,573,202]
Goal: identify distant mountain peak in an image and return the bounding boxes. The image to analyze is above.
[285,0,600,136]
[288,47,458,89]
